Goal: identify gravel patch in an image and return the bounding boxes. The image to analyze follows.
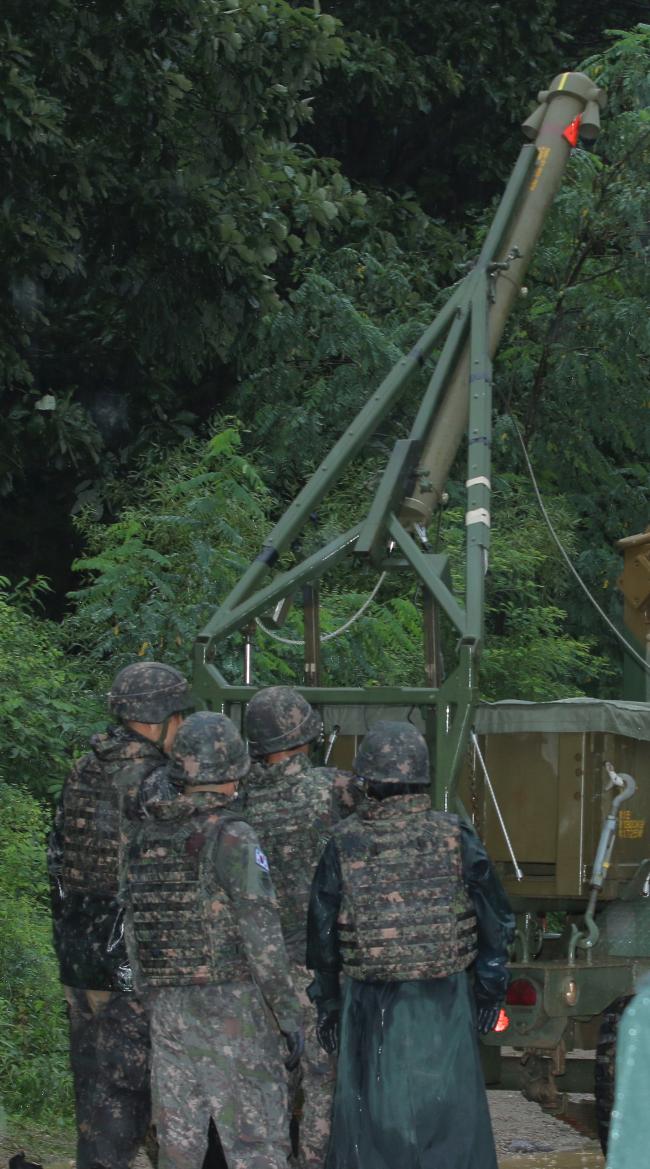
[489,1091,600,1159]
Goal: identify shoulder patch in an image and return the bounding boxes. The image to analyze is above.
[255,847,270,873]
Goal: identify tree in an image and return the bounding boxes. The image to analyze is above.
[493,25,650,652]
[0,0,364,591]
[306,0,647,213]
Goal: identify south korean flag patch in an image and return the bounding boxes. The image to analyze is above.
[255,847,270,873]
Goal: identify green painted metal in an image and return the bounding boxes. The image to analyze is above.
[355,439,422,564]
[191,675,442,709]
[465,270,492,647]
[198,525,361,644]
[388,517,467,636]
[193,70,606,814]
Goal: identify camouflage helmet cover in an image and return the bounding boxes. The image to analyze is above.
[107,661,194,723]
[169,711,250,787]
[245,685,322,758]
[353,720,430,786]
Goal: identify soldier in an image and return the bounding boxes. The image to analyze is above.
[47,660,193,1169]
[307,720,515,1169]
[243,686,355,1168]
[121,710,304,1169]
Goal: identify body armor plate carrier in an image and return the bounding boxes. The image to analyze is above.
[334,805,478,981]
[61,751,121,894]
[244,762,335,955]
[126,812,250,988]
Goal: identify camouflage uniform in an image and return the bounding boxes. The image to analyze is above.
[48,661,192,1169]
[122,711,303,1169]
[243,687,357,1168]
[307,721,515,1169]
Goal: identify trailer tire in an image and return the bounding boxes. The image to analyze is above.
[595,996,632,1155]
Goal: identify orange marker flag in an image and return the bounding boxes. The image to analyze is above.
[562,113,582,147]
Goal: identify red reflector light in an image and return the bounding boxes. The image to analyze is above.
[506,978,538,1006]
[495,1008,510,1033]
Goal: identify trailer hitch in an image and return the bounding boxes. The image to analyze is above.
[569,763,637,963]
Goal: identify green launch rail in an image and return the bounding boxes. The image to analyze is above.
[192,71,606,810]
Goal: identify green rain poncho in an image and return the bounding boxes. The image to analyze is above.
[606,976,650,1169]
[306,798,514,1169]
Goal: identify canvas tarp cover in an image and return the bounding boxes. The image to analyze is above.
[231,698,650,741]
[318,699,650,741]
[473,698,650,740]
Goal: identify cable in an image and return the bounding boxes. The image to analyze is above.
[255,572,387,646]
[471,731,524,881]
[512,417,650,676]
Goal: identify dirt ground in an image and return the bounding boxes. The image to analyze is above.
[0,1092,605,1168]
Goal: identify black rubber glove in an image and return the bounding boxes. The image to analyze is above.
[476,1002,502,1034]
[284,1028,305,1070]
[316,1007,340,1054]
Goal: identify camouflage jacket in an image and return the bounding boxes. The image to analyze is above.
[47,725,166,990]
[121,788,301,1033]
[242,754,358,960]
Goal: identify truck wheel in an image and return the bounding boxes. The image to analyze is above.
[595,996,632,1155]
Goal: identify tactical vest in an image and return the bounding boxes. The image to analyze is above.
[334,803,478,982]
[61,731,163,895]
[61,750,121,894]
[126,812,249,988]
[244,761,335,954]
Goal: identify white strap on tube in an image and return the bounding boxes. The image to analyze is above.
[465,508,491,527]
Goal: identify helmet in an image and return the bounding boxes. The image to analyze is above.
[245,686,322,758]
[169,711,250,787]
[353,720,430,786]
[107,662,194,723]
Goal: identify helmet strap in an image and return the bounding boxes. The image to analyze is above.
[154,715,172,752]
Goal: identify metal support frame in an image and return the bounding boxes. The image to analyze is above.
[193,180,525,807]
[192,73,604,810]
[193,263,497,806]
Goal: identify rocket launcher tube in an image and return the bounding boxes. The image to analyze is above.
[401,72,606,529]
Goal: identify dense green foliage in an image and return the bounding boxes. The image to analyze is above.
[494,27,650,649]
[305,0,647,211]
[0,0,364,588]
[306,0,562,209]
[0,783,72,1124]
[1,1,647,594]
[0,580,102,798]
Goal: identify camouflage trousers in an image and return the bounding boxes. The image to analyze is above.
[65,987,153,1169]
[290,964,336,1169]
[147,983,290,1169]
